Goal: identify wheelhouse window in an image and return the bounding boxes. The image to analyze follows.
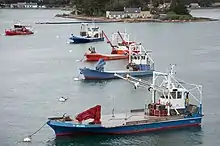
[177,92,182,99]
[170,92,176,99]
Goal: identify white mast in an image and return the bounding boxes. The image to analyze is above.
[128,35,131,63]
[167,64,175,116]
[152,71,156,103]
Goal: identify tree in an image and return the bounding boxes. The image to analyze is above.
[169,0,190,15]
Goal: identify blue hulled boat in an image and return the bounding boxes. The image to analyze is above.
[47,65,203,136]
[79,43,155,80]
[69,23,104,44]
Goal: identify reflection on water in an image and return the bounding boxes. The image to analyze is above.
[46,127,202,146]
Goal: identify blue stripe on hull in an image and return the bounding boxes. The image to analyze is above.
[69,36,104,44]
[47,117,202,136]
[79,68,153,80]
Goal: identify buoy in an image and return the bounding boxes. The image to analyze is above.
[23,137,31,142]
[69,50,72,53]
[59,96,68,102]
[56,36,59,38]
[22,122,47,143]
[74,77,80,81]
[134,82,140,89]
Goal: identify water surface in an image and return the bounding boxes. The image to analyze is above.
[0,9,220,146]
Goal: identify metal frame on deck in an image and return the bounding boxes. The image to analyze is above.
[115,65,203,116]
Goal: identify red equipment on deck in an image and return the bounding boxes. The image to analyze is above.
[75,105,101,124]
[148,103,168,117]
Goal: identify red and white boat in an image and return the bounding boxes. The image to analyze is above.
[83,31,138,62]
[108,31,137,55]
[5,24,34,36]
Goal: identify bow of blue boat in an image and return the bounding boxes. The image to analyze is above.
[68,23,104,44]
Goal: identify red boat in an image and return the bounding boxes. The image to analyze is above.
[84,46,128,61]
[85,53,128,61]
[5,24,34,36]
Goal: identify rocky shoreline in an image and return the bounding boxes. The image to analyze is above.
[55,13,218,23]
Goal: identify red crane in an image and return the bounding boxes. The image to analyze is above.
[117,31,135,46]
[102,31,119,54]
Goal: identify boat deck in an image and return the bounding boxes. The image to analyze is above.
[86,53,127,56]
[100,111,184,127]
[106,70,152,73]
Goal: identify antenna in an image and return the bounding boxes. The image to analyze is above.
[170,64,176,75]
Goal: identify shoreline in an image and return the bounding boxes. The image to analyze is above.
[55,14,219,23]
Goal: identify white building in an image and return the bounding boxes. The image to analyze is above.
[106,11,125,19]
[106,7,146,19]
[124,7,141,18]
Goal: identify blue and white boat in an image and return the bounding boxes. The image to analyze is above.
[47,65,203,136]
[69,23,104,44]
[79,43,155,80]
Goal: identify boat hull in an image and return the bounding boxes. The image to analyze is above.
[85,53,128,61]
[79,68,153,80]
[47,116,202,136]
[5,30,34,36]
[69,35,104,44]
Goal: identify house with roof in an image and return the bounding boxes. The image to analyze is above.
[10,2,38,8]
[106,7,152,19]
[124,7,141,18]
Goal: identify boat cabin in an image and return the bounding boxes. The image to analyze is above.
[14,24,25,29]
[149,65,202,116]
[88,46,96,54]
[126,44,154,71]
[159,88,189,110]
[80,23,103,38]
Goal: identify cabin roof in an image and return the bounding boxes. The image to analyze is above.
[124,8,141,13]
[109,11,125,15]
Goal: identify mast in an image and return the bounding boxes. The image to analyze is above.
[150,0,153,13]
[128,35,131,63]
[152,71,156,103]
[167,64,175,116]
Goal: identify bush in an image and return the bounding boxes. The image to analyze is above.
[167,11,176,15]
[179,15,192,20]
[165,13,193,20]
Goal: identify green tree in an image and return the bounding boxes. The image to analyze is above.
[169,0,190,15]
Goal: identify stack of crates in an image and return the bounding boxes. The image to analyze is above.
[148,103,168,117]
